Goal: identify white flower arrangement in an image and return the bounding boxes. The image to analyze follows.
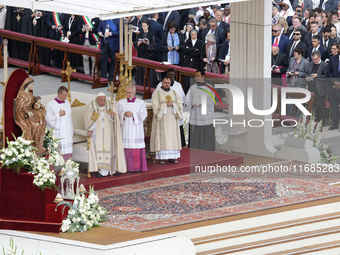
[43,128,60,153]
[32,156,57,191]
[287,114,340,164]
[64,158,79,174]
[0,135,36,173]
[47,150,65,167]
[58,186,107,233]
[0,135,57,191]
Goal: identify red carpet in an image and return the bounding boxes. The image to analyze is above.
[81,148,244,190]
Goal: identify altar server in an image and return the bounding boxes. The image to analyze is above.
[117,85,148,172]
[45,86,73,160]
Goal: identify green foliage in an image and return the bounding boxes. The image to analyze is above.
[286,114,340,164]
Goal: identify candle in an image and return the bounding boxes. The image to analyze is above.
[119,18,123,54]
[4,39,8,83]
[124,20,128,62]
[129,28,132,66]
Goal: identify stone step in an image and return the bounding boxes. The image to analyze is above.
[196,225,340,254]
[171,202,340,255]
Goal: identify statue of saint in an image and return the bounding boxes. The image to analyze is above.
[14,78,47,154]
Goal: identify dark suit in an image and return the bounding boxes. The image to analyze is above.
[178,9,190,31]
[62,15,82,68]
[218,21,229,34]
[306,60,328,123]
[197,28,204,41]
[46,12,65,40]
[320,37,335,54]
[320,0,338,12]
[79,17,100,46]
[135,15,148,31]
[307,46,328,61]
[326,54,340,127]
[79,17,100,75]
[285,27,307,42]
[272,34,290,54]
[292,0,313,12]
[163,11,181,31]
[202,27,226,47]
[46,12,65,68]
[98,19,120,81]
[149,19,164,62]
[286,40,308,60]
[218,41,230,75]
[303,32,321,49]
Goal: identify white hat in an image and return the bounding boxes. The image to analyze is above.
[97,92,106,97]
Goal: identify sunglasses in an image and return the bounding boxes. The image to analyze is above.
[293,33,301,36]
[272,29,279,32]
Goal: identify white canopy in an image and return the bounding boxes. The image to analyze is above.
[1,0,246,20]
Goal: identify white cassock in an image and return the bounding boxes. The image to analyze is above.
[45,98,73,154]
[117,98,147,149]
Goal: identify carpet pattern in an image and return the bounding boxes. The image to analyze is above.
[97,161,340,232]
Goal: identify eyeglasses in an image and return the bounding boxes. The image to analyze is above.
[293,33,301,36]
[324,35,329,38]
[331,47,338,50]
[272,29,279,32]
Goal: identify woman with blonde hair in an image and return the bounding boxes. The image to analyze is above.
[278,17,289,35]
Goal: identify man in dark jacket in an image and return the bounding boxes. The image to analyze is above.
[98,18,120,82]
[79,17,100,75]
[149,13,164,62]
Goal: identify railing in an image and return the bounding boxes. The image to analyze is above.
[0,29,108,88]
[121,56,230,99]
[0,28,314,125]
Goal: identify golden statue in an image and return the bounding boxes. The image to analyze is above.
[14,78,47,155]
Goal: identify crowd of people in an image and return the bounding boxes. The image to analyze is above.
[0,5,231,89]
[272,0,340,130]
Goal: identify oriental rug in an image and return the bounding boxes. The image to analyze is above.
[98,160,340,232]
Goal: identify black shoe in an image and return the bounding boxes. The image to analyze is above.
[329,125,338,130]
[97,172,104,178]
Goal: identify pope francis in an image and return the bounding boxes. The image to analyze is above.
[85,92,126,177]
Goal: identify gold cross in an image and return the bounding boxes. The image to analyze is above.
[62,61,76,103]
[107,81,117,104]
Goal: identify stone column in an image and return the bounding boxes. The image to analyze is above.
[228,0,276,157]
